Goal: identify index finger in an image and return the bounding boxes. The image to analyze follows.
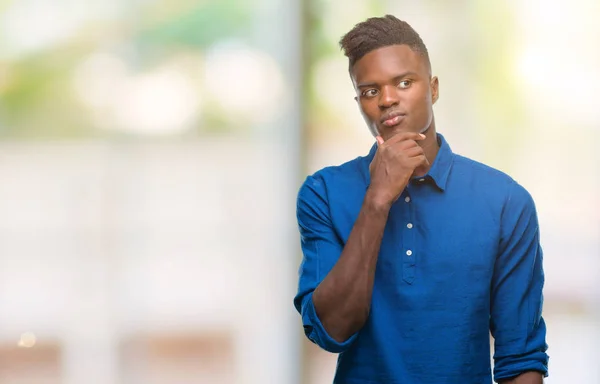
[381,131,426,146]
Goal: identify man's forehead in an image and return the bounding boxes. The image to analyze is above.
[351,44,427,82]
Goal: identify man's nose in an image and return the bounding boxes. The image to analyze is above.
[378,85,399,109]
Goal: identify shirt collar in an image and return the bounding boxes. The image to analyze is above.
[361,132,454,192]
[426,133,453,191]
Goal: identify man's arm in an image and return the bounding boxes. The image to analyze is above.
[310,189,391,342]
[294,132,428,351]
[490,181,549,382]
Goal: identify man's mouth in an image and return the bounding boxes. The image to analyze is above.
[381,112,406,127]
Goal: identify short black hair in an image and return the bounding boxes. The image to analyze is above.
[339,15,431,71]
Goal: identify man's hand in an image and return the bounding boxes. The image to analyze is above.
[368,132,429,207]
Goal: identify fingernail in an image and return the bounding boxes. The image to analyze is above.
[419,134,426,138]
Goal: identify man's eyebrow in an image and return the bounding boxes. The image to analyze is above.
[356,81,378,89]
[356,72,419,88]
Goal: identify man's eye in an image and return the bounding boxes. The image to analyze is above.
[398,80,412,89]
[362,89,378,97]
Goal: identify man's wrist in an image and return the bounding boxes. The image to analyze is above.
[364,188,394,213]
[498,371,544,384]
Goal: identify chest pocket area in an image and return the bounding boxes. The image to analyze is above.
[422,222,497,291]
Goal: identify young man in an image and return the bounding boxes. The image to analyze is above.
[294,15,548,384]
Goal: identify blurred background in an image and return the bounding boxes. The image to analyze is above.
[0,0,598,383]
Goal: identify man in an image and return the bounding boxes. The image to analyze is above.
[293,15,548,384]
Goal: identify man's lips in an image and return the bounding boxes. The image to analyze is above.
[381,111,406,127]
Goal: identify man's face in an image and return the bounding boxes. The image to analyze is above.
[351,44,439,141]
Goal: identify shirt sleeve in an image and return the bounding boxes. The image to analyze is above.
[491,181,549,381]
[293,174,359,353]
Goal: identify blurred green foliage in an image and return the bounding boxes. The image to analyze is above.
[138,0,251,49]
[0,0,252,139]
[471,2,524,164]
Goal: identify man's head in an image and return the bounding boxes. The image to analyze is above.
[340,15,439,140]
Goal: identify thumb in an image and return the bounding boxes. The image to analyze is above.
[375,136,384,146]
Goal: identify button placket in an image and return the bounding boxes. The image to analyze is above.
[402,190,416,284]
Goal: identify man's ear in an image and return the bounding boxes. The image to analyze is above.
[431,76,439,104]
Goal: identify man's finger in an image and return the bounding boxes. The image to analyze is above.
[384,132,426,145]
[404,146,426,158]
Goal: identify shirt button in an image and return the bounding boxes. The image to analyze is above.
[405,196,411,203]
[406,250,412,256]
[407,223,413,229]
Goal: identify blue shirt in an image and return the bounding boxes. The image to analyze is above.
[294,134,548,384]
